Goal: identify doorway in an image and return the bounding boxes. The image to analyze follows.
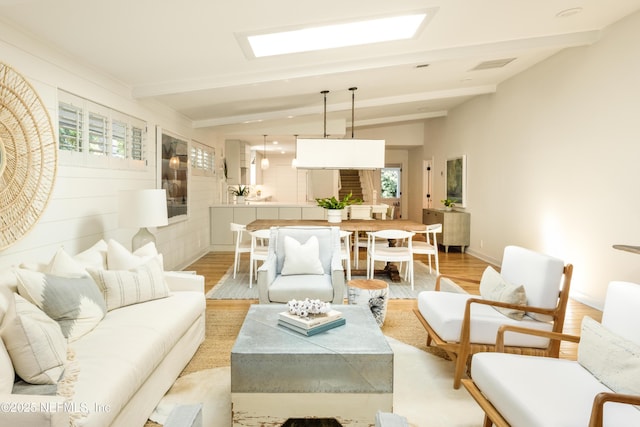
[380,166,401,218]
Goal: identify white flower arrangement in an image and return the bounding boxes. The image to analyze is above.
[287,298,331,319]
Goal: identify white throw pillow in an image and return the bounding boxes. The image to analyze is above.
[578,316,640,396]
[281,235,324,276]
[87,258,169,311]
[106,239,163,271]
[46,247,89,278]
[1,292,67,385]
[15,269,107,342]
[479,266,527,320]
[74,239,108,270]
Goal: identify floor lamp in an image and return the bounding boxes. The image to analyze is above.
[119,189,169,251]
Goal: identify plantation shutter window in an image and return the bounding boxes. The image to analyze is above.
[88,112,108,156]
[131,126,144,161]
[58,103,83,152]
[111,119,126,159]
[57,90,148,168]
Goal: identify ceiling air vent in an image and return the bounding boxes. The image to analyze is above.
[470,58,516,71]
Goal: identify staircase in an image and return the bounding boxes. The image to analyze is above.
[339,170,364,201]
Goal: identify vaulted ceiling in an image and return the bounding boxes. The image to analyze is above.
[1,0,639,153]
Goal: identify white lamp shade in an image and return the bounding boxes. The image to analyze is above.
[261,158,270,169]
[118,189,169,228]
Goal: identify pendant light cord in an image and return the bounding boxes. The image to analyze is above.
[349,87,357,139]
[321,90,329,138]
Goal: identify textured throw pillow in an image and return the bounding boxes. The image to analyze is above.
[87,258,169,311]
[74,239,108,270]
[107,239,163,271]
[1,293,67,385]
[578,316,640,395]
[281,235,324,276]
[15,269,107,342]
[479,266,527,320]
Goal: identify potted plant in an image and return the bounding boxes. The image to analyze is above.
[441,198,456,211]
[231,185,249,204]
[316,192,362,223]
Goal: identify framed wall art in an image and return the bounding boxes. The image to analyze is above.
[445,155,466,208]
[157,127,189,222]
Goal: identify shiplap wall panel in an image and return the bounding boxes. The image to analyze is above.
[0,24,222,271]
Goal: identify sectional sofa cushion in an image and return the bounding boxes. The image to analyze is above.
[281,235,324,276]
[87,258,169,311]
[1,292,67,385]
[15,269,106,341]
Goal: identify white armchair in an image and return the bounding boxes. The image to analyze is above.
[414,245,573,388]
[257,226,345,304]
[463,281,640,427]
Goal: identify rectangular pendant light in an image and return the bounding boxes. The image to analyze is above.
[295,138,385,170]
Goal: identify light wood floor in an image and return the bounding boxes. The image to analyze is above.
[187,249,601,360]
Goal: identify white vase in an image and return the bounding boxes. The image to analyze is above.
[327,209,343,223]
[236,196,245,204]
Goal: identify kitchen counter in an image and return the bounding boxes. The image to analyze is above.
[210,203,343,250]
[211,201,318,207]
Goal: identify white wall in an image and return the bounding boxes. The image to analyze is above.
[0,22,224,270]
[423,11,640,308]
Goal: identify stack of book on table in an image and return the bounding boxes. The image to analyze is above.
[278,309,345,336]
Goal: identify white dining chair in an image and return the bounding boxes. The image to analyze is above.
[230,222,251,278]
[339,230,353,281]
[367,229,415,289]
[249,228,271,288]
[410,223,442,275]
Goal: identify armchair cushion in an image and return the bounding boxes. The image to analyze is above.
[471,352,640,427]
[417,291,552,347]
[267,274,334,303]
[479,266,527,320]
[578,315,640,396]
[258,226,344,304]
[281,235,324,276]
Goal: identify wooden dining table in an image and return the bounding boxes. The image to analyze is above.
[245,218,427,232]
[245,218,427,281]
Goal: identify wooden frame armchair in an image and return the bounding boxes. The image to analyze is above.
[461,281,640,427]
[414,245,573,389]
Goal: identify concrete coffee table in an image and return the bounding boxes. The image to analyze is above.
[231,304,393,426]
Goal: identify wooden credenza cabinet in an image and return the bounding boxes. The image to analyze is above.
[422,208,470,253]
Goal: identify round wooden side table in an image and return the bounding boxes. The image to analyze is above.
[347,279,389,327]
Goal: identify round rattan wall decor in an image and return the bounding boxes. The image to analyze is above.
[0,63,57,250]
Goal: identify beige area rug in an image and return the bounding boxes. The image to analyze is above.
[150,337,483,427]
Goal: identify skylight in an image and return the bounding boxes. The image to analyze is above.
[246,12,428,58]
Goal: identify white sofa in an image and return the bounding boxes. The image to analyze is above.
[0,240,206,427]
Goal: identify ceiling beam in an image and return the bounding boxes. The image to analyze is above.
[133,30,600,99]
[192,85,495,128]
